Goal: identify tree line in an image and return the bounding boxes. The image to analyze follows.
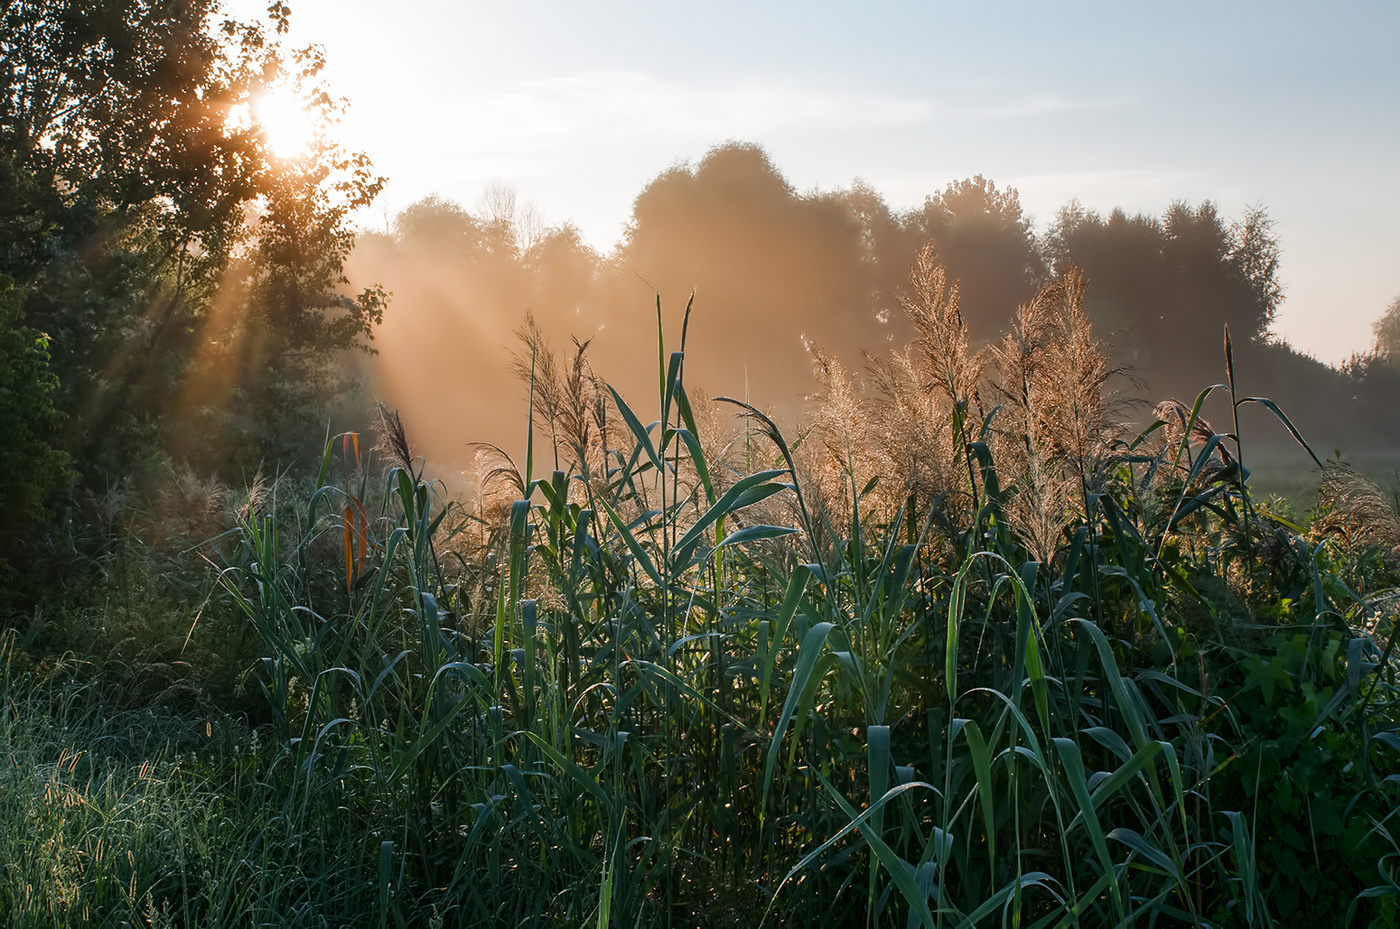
[348,142,1400,471]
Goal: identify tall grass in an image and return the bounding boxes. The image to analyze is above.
[6,256,1400,927]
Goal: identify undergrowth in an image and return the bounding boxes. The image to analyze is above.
[4,256,1400,928]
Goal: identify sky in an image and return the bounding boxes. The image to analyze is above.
[228,0,1399,365]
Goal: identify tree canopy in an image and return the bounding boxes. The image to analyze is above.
[0,275,68,564]
[1373,294,1400,364]
[612,142,871,404]
[0,0,385,483]
[1044,199,1282,383]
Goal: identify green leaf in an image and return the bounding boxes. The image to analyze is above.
[1053,737,1124,922]
[671,469,789,566]
[597,496,664,588]
[525,731,612,808]
[759,564,812,722]
[715,524,797,549]
[960,720,998,866]
[608,384,662,472]
[761,620,834,816]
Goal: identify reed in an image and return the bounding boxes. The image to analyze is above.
[5,253,1398,927]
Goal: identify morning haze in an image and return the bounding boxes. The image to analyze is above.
[346,141,1399,484]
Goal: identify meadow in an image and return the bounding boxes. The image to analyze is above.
[4,253,1399,928]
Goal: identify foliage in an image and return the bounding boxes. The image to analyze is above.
[1373,295,1400,366]
[0,0,385,486]
[348,148,1400,474]
[3,18,1399,913]
[0,273,69,544]
[904,175,1045,343]
[1043,200,1283,378]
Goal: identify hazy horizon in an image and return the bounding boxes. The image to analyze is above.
[340,145,1400,492]
[226,0,1399,366]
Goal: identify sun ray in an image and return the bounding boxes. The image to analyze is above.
[252,85,317,158]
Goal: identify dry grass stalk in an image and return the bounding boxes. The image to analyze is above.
[128,467,230,551]
[375,404,414,472]
[512,311,610,493]
[984,269,1130,561]
[847,246,990,524]
[1315,463,1400,562]
[1035,270,1121,481]
[865,349,960,517]
[466,443,526,518]
[903,245,987,413]
[237,470,268,523]
[799,340,884,536]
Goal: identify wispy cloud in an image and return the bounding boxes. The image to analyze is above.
[345,69,1129,190]
[1009,167,1212,217]
[443,73,1127,151]
[440,71,935,154]
[961,91,1130,120]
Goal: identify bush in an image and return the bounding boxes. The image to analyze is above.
[0,275,70,604]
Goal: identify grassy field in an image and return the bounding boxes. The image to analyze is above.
[4,264,1399,927]
[1246,447,1400,517]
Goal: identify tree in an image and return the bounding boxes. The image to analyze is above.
[1045,199,1282,383]
[903,175,1043,343]
[525,223,602,326]
[0,0,385,481]
[1372,295,1400,364]
[1161,201,1276,342]
[394,195,485,254]
[612,142,868,406]
[1230,205,1284,338]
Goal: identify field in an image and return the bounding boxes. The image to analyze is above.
[4,264,1399,928]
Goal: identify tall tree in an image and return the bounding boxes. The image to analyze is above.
[0,0,384,481]
[1045,199,1282,383]
[612,142,869,406]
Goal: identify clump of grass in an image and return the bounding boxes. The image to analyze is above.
[10,248,1400,928]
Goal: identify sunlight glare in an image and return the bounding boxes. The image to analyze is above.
[253,86,317,159]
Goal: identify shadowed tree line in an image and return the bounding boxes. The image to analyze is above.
[349,141,1400,472]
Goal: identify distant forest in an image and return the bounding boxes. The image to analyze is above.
[348,142,1400,473]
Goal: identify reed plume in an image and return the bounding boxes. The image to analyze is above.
[1316,463,1400,562]
[375,403,414,472]
[129,467,230,551]
[991,268,1124,561]
[512,311,610,492]
[800,339,883,535]
[903,245,986,413]
[877,246,989,519]
[864,347,960,519]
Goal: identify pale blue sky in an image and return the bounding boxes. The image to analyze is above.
[233,0,1400,364]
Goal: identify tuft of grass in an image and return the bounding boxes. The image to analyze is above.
[7,250,1400,927]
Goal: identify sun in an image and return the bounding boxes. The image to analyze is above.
[252,85,317,159]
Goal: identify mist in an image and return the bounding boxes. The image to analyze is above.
[345,142,1400,485]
